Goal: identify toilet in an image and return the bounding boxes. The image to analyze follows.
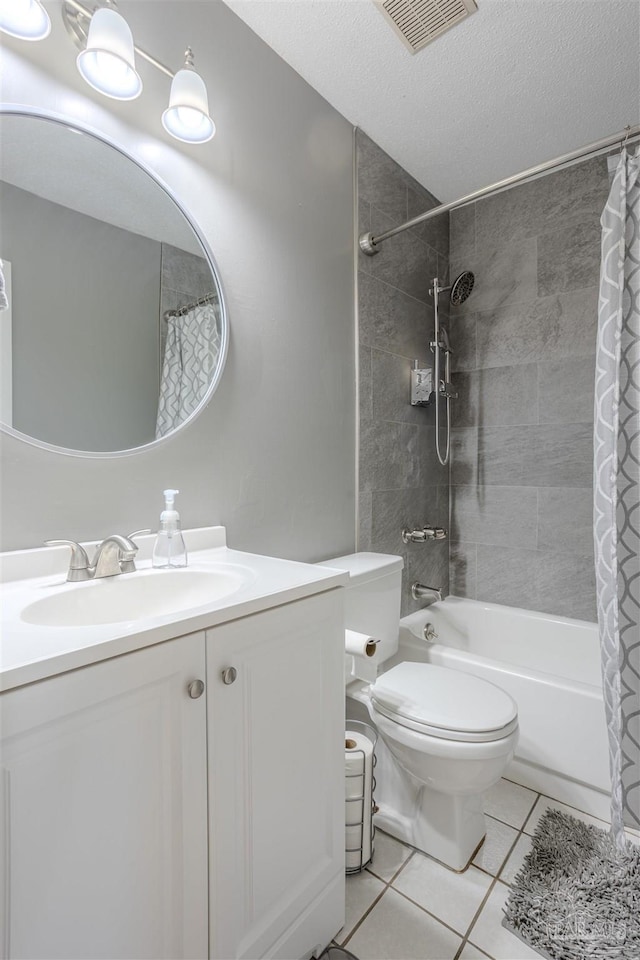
[325,552,519,871]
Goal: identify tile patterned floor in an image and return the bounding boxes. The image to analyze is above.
[333,777,631,960]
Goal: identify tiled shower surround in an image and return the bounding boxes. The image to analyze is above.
[357,131,450,615]
[357,132,608,622]
[448,156,609,621]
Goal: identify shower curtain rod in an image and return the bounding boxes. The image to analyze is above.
[163,292,217,320]
[359,123,640,256]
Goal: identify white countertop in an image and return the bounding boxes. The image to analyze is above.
[0,526,348,692]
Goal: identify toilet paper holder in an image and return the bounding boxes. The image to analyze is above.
[345,720,378,875]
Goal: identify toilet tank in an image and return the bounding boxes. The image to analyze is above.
[320,553,404,663]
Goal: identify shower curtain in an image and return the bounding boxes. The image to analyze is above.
[156,300,221,438]
[594,145,640,847]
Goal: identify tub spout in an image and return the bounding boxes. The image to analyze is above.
[411,583,442,605]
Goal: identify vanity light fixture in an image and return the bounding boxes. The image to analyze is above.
[76,6,142,100]
[2,0,216,144]
[0,0,51,41]
[162,48,215,144]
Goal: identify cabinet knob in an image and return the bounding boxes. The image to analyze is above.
[188,679,205,699]
[221,667,237,685]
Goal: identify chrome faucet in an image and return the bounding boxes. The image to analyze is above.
[411,582,443,606]
[91,534,139,578]
[45,531,148,581]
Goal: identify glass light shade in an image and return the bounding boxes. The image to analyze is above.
[77,7,142,100]
[0,0,51,40]
[162,68,215,144]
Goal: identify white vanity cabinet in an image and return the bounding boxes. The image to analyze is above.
[0,582,345,960]
[0,632,209,960]
[207,590,345,960]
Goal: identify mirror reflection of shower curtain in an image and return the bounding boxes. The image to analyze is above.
[156,301,221,438]
[594,145,640,848]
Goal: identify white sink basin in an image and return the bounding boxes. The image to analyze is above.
[21,567,249,627]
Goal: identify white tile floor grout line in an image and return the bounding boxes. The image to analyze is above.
[494,798,542,884]
[338,885,388,949]
[472,814,528,882]
[452,875,501,960]
[462,787,554,955]
[465,944,493,960]
[459,789,544,958]
[339,850,418,948]
[366,847,416,887]
[388,883,486,943]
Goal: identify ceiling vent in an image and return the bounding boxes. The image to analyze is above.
[374,0,478,54]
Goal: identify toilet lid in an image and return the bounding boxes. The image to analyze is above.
[371,663,518,742]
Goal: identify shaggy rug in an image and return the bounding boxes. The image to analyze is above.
[503,809,640,959]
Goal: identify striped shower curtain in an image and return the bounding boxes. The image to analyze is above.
[594,145,640,847]
[156,301,221,439]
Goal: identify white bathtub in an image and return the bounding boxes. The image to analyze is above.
[392,597,612,821]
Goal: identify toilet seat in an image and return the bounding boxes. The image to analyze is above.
[371,663,518,743]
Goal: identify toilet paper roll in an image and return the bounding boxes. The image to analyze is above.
[345,629,379,659]
[345,630,379,684]
[345,730,374,870]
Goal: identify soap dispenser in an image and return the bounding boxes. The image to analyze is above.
[152,489,188,568]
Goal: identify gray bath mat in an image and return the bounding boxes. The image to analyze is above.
[503,809,640,959]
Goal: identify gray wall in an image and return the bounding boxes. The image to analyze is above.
[0,182,161,451]
[0,0,355,561]
[448,155,610,621]
[356,131,450,615]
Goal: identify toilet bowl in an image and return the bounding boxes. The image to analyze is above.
[367,661,518,869]
[322,552,519,871]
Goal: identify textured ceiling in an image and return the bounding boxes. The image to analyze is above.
[222,0,640,202]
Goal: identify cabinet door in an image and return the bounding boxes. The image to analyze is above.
[0,634,208,960]
[207,590,345,960]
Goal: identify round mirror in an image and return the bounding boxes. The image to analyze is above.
[0,109,228,455]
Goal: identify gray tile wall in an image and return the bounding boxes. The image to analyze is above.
[356,131,450,615]
[448,155,610,622]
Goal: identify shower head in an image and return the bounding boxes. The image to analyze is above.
[449,271,475,306]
